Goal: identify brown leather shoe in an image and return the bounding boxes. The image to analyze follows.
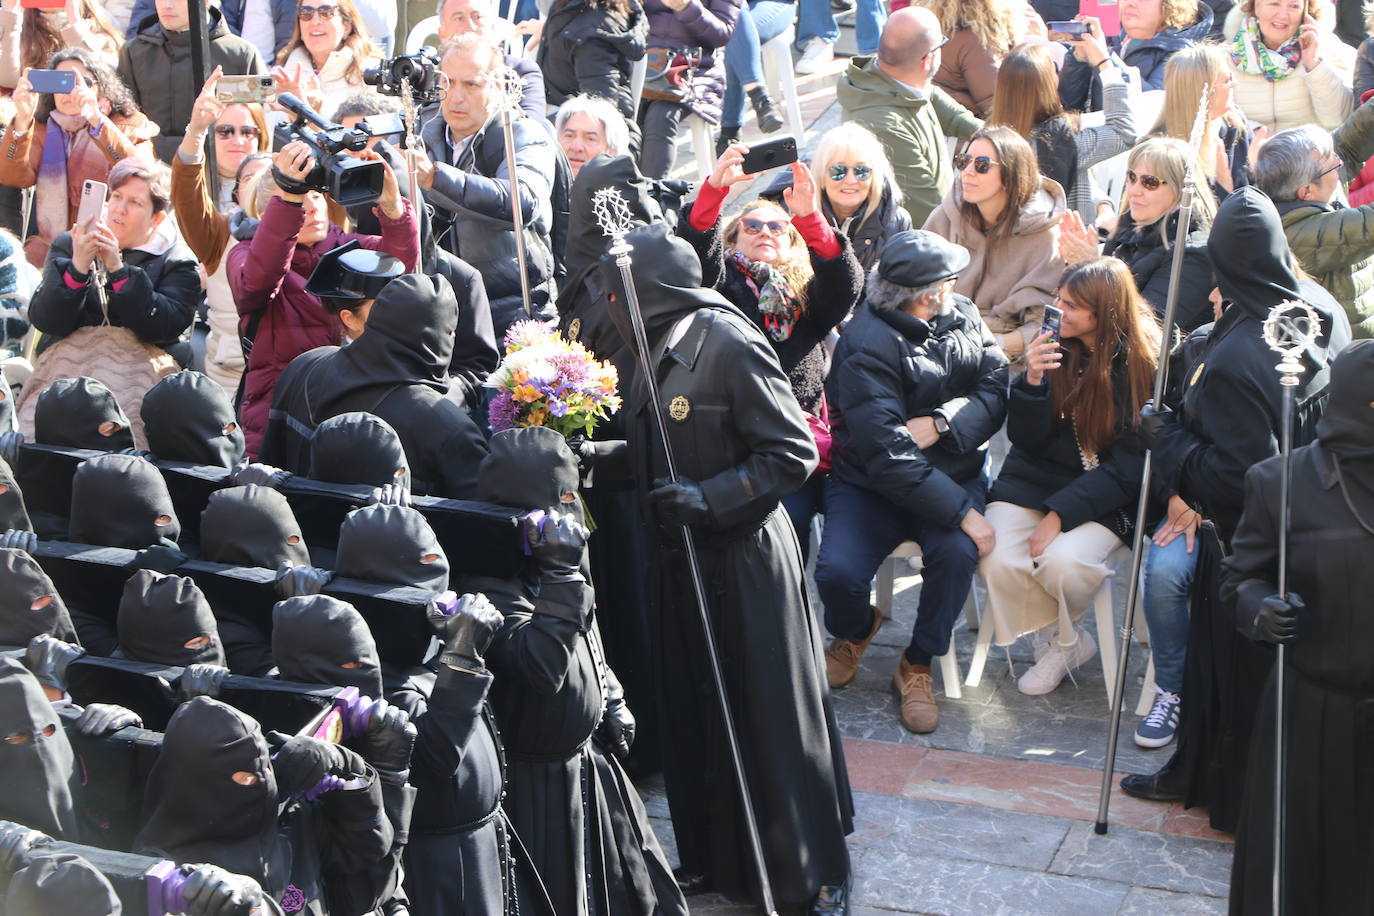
[824,606,883,689]
[893,658,938,733]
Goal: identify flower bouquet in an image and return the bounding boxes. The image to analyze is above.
[487,320,621,437]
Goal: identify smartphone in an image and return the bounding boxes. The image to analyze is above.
[1040,304,1064,343]
[740,136,798,175]
[27,69,77,95]
[1081,0,1119,38]
[76,180,107,229]
[1047,20,1087,37]
[215,75,276,104]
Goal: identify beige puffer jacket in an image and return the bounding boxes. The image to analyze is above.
[1224,6,1356,132]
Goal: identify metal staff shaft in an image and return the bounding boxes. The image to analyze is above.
[1272,384,1293,916]
[606,236,779,916]
[500,108,533,318]
[400,82,424,275]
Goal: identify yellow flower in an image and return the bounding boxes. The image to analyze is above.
[513,384,541,403]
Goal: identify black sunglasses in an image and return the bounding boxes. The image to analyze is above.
[215,124,262,139]
[827,164,873,181]
[298,4,344,19]
[740,217,789,236]
[1126,170,1168,191]
[953,153,999,174]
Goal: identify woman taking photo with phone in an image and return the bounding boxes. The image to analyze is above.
[979,257,1159,696]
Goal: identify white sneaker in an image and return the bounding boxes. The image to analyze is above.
[1017,629,1097,695]
[795,38,834,75]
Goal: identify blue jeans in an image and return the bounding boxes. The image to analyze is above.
[1142,523,1198,694]
[795,0,839,47]
[722,0,795,129]
[815,476,984,665]
[853,0,886,55]
[781,473,825,566]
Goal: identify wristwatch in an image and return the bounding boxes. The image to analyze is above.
[933,413,950,437]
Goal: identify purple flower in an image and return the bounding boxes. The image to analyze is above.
[488,391,520,432]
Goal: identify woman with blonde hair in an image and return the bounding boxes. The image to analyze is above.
[275,0,380,119]
[1156,43,1252,196]
[809,121,910,272]
[917,0,1031,117]
[980,256,1160,695]
[1223,0,1355,131]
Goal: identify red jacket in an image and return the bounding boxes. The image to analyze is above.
[228,195,418,456]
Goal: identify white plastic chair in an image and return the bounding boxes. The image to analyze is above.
[405,16,439,53]
[686,113,716,180]
[871,541,968,699]
[759,25,804,138]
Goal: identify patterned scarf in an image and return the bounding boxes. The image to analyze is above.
[1230,16,1302,81]
[35,112,104,256]
[728,250,801,342]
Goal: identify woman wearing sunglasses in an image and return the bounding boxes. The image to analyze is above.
[1100,137,1217,333]
[809,121,911,273]
[923,125,1067,366]
[680,143,864,559]
[275,0,380,121]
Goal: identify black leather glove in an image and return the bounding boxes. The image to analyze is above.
[1254,592,1303,645]
[428,591,504,669]
[0,822,45,875]
[231,462,292,489]
[648,477,710,527]
[567,436,626,473]
[0,528,36,553]
[596,696,636,760]
[180,863,266,916]
[363,698,416,782]
[527,512,589,574]
[180,663,231,701]
[369,482,412,508]
[1138,400,1175,449]
[137,544,188,573]
[272,735,367,798]
[24,635,85,694]
[275,561,333,599]
[0,429,23,467]
[117,448,153,459]
[75,703,141,737]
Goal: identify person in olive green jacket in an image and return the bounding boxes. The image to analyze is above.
[836,6,982,228]
[1254,94,1374,339]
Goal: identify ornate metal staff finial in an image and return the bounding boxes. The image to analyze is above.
[1262,300,1322,386]
[591,186,635,253]
[1182,82,1213,185]
[493,65,524,115]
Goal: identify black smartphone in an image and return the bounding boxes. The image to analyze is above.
[740,136,798,175]
[27,69,76,94]
[1040,304,1064,342]
[1047,20,1088,36]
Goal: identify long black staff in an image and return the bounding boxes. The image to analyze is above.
[497,67,534,318]
[1094,84,1212,834]
[592,188,778,915]
[1260,300,1321,916]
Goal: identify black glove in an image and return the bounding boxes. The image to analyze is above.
[75,703,141,737]
[136,544,188,573]
[596,696,636,760]
[231,462,292,489]
[1138,400,1175,449]
[0,429,23,467]
[271,164,313,197]
[24,635,85,693]
[1254,592,1303,645]
[648,477,710,527]
[567,436,626,473]
[0,822,45,875]
[180,663,231,700]
[527,512,589,574]
[180,863,266,916]
[363,698,416,782]
[428,591,504,669]
[272,735,366,798]
[0,528,36,553]
[369,482,412,508]
[117,448,153,459]
[275,561,333,599]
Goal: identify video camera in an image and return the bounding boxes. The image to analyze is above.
[273,92,386,207]
[363,47,444,105]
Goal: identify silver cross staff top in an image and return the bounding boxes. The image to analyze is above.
[592,187,635,258]
[1262,300,1322,387]
[494,65,525,115]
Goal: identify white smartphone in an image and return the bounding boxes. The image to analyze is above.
[76,179,107,228]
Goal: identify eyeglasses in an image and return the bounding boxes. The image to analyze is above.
[1314,160,1342,180]
[298,4,343,20]
[215,124,262,139]
[953,153,999,174]
[1126,170,1168,191]
[924,35,950,58]
[827,164,873,181]
[740,217,789,236]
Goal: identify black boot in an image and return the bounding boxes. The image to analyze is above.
[747,85,784,133]
[715,130,741,158]
[810,875,851,915]
[1119,752,1186,802]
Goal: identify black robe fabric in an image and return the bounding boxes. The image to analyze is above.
[0,547,77,646]
[0,658,80,840]
[4,851,123,915]
[32,377,135,451]
[1225,341,1374,915]
[0,370,15,431]
[597,224,853,906]
[115,569,226,668]
[142,370,246,469]
[309,412,412,492]
[199,485,311,570]
[335,504,450,594]
[466,426,686,916]
[260,273,489,499]
[0,454,33,533]
[272,595,384,701]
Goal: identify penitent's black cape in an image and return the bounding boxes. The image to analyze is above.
[0,658,80,840]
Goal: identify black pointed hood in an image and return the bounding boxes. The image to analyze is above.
[564,154,663,277]
[1207,187,1303,320]
[0,454,32,533]
[476,426,582,521]
[142,371,246,469]
[69,454,180,549]
[334,504,449,592]
[33,377,135,451]
[0,658,79,839]
[309,412,412,491]
[272,595,383,699]
[199,485,311,569]
[6,852,123,916]
[116,570,225,667]
[1317,338,1374,464]
[598,222,729,346]
[0,547,77,645]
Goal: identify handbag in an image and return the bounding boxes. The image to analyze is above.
[806,395,833,476]
[641,47,700,102]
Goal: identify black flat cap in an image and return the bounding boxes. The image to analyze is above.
[877,230,970,288]
[305,240,406,299]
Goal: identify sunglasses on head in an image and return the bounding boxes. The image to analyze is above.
[828,164,873,181]
[953,153,999,174]
[740,217,789,236]
[215,124,262,139]
[298,4,343,19]
[1126,170,1167,191]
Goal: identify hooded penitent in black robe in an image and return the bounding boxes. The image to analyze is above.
[199,485,311,570]
[0,454,33,533]
[309,413,412,492]
[1225,340,1374,915]
[4,851,124,915]
[115,569,226,668]
[1144,187,1352,832]
[463,426,686,916]
[597,224,853,906]
[0,547,77,646]
[33,377,135,451]
[259,273,489,499]
[0,659,80,840]
[141,370,246,469]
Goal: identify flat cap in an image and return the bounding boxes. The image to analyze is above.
[877,230,970,289]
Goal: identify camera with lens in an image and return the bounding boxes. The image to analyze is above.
[363,48,443,105]
[272,92,386,207]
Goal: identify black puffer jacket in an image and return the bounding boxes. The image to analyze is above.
[1059,2,1212,111]
[1103,209,1214,333]
[538,0,649,119]
[827,295,1009,527]
[821,186,912,274]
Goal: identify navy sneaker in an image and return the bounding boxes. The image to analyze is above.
[1134,689,1181,748]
